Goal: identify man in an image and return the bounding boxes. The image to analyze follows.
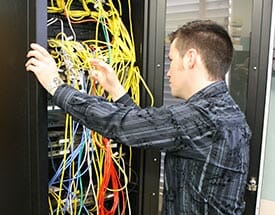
[25,20,251,214]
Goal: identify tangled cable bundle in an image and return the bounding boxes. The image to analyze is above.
[47,1,154,214]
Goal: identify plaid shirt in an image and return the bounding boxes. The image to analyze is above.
[53,81,251,215]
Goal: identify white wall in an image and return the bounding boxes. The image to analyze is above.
[261,75,275,201]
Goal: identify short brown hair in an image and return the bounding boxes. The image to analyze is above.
[169,20,233,80]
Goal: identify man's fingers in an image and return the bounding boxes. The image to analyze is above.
[90,59,101,65]
[25,57,38,67]
[90,60,101,71]
[25,64,36,72]
[89,69,99,78]
[30,43,51,58]
[90,59,99,64]
[90,59,114,78]
[90,59,109,69]
[26,49,50,64]
[26,43,52,63]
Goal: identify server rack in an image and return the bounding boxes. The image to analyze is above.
[0,0,166,214]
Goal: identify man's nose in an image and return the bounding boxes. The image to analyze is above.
[167,69,171,77]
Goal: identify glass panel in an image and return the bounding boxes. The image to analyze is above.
[229,0,252,113]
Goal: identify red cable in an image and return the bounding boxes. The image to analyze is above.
[97,138,126,215]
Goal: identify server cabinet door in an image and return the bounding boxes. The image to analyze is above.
[0,0,48,214]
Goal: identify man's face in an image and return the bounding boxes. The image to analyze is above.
[167,39,188,99]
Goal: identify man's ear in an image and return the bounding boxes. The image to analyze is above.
[183,48,198,69]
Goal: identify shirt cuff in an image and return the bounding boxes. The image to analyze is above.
[52,84,77,112]
[115,93,135,106]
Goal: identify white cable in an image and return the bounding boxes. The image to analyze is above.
[85,129,99,215]
[64,8,77,41]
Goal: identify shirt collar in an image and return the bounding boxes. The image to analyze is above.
[187,80,228,103]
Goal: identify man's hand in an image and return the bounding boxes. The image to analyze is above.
[90,59,126,101]
[25,43,64,95]
[25,43,125,99]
